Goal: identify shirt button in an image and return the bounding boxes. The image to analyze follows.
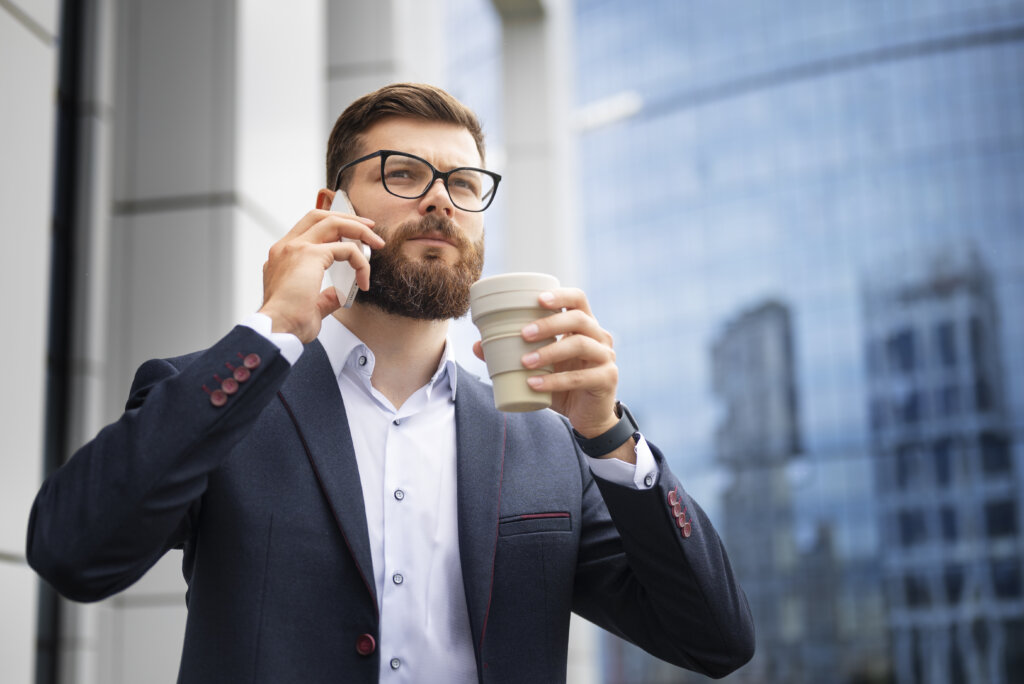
[394,489,405,501]
[390,657,401,670]
[393,573,404,585]
[393,418,400,426]
[643,474,654,487]
[358,355,367,366]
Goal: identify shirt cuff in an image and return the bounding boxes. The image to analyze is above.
[241,312,304,365]
[586,433,659,490]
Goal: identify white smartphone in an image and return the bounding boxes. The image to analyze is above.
[327,190,372,308]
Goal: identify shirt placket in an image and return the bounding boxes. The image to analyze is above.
[379,390,433,681]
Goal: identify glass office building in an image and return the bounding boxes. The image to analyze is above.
[574,2,1024,683]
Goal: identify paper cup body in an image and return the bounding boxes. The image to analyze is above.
[469,273,560,412]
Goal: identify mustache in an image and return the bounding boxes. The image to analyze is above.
[383,213,472,251]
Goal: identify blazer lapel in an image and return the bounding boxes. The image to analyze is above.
[454,370,506,657]
[278,339,377,610]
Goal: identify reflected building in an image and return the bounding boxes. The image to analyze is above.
[710,302,890,684]
[863,246,1024,684]
[573,1,1024,682]
[711,301,803,683]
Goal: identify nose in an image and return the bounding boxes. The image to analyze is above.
[418,178,454,218]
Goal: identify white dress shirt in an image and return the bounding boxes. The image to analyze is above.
[241,312,658,681]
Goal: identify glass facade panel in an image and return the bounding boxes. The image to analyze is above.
[575,1,1024,683]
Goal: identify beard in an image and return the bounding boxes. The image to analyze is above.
[356,212,484,321]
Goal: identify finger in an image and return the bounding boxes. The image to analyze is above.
[316,286,342,318]
[536,287,592,316]
[269,213,380,268]
[522,309,613,348]
[325,241,373,290]
[305,214,385,249]
[526,363,618,394]
[521,333,615,370]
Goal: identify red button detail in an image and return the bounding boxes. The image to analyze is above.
[355,633,376,656]
[233,366,251,382]
[221,378,239,395]
[681,521,692,538]
[667,489,679,506]
[672,502,683,518]
[243,353,262,369]
[210,390,228,407]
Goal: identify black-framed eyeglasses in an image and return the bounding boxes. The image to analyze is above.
[333,149,501,212]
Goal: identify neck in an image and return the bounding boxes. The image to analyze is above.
[332,303,450,409]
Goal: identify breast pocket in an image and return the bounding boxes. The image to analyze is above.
[498,511,572,537]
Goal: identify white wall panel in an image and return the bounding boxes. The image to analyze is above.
[325,0,447,139]
[107,603,186,684]
[232,208,279,324]
[0,2,55,556]
[112,0,235,203]
[326,0,394,76]
[109,206,234,381]
[4,0,57,37]
[0,563,37,684]
[236,0,325,234]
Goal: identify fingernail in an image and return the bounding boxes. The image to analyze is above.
[522,324,539,339]
[522,352,540,367]
[527,376,544,388]
[539,292,555,304]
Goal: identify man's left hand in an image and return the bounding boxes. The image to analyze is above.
[473,288,632,462]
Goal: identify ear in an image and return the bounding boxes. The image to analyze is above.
[316,188,334,210]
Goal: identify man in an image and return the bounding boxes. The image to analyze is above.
[28,83,753,683]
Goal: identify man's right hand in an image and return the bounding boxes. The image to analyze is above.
[258,209,385,343]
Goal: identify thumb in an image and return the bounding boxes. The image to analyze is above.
[316,288,342,319]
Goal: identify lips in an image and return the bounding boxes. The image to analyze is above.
[408,234,456,248]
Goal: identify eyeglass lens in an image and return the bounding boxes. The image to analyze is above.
[382,154,495,211]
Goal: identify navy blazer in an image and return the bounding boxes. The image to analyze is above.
[27,325,754,683]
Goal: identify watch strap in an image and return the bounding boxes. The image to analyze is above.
[573,401,639,457]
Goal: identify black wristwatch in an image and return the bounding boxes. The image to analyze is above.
[573,401,640,457]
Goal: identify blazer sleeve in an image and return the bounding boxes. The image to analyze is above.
[571,439,755,679]
[26,326,291,602]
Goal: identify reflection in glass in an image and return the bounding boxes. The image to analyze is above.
[573,2,1024,682]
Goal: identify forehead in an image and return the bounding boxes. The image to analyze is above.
[359,117,483,169]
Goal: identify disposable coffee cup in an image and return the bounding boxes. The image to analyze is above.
[469,272,560,412]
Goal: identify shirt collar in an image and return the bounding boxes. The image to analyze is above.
[318,315,458,401]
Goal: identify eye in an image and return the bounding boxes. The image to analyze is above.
[449,170,482,197]
[383,156,431,187]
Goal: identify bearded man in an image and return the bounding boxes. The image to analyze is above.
[27,83,754,684]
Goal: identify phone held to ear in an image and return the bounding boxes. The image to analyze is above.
[327,190,372,308]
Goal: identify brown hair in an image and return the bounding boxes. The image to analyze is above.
[326,83,486,189]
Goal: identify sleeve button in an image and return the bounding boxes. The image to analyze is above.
[243,353,262,369]
[210,390,228,407]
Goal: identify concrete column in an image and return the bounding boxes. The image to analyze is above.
[492,0,579,286]
[488,5,594,681]
[54,1,326,682]
[324,0,446,145]
[0,2,59,683]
